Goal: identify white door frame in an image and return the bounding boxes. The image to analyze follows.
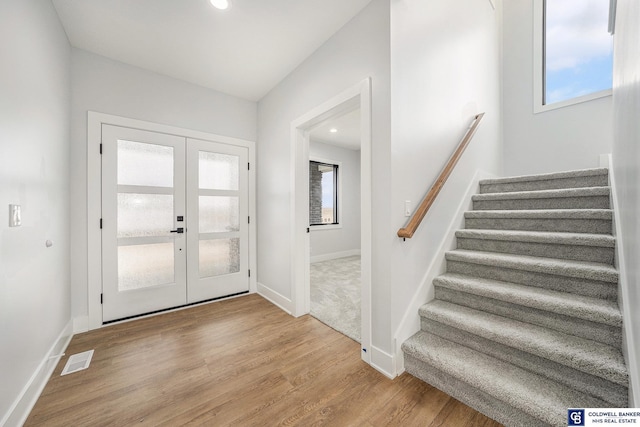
[290,78,372,363]
[87,112,256,331]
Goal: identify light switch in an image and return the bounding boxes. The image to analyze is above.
[404,201,412,217]
[9,204,21,227]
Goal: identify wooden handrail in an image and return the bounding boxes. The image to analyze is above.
[397,113,485,239]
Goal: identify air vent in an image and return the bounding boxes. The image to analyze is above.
[61,350,94,376]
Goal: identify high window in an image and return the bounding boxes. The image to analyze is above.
[309,160,339,226]
[534,0,613,112]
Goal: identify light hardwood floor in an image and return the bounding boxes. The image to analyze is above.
[26,294,503,426]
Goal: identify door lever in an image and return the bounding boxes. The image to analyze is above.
[170,228,184,234]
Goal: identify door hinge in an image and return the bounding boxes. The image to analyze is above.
[248,162,250,170]
[100,293,103,304]
[99,143,103,154]
[100,218,103,229]
[248,216,250,224]
[248,269,251,278]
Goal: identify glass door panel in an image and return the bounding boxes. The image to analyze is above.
[117,193,174,238]
[117,242,175,291]
[199,151,239,190]
[117,140,174,187]
[199,238,241,278]
[199,196,240,233]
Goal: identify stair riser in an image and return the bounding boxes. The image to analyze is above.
[479,175,609,194]
[403,355,547,427]
[456,237,614,265]
[419,318,628,407]
[446,260,618,301]
[464,217,612,234]
[435,286,622,347]
[473,196,610,211]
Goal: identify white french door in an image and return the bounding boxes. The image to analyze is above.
[186,138,249,303]
[101,125,248,322]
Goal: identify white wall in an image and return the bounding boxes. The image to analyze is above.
[390,0,502,357]
[70,49,257,324]
[257,0,391,351]
[611,0,640,407]
[0,0,71,422]
[502,0,613,175]
[309,141,361,260]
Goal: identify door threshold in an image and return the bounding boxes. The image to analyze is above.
[102,290,250,325]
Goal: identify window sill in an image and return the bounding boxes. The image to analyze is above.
[534,89,612,114]
[310,224,342,231]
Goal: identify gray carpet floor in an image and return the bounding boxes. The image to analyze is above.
[310,255,361,343]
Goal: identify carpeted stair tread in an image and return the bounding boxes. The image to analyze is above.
[464,209,612,220]
[419,316,627,405]
[433,273,622,327]
[456,229,615,248]
[445,249,618,283]
[479,168,609,185]
[479,168,609,194]
[455,229,615,264]
[402,331,611,426]
[473,186,610,201]
[419,300,628,385]
[464,209,613,234]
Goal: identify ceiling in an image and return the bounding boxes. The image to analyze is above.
[51,0,372,101]
[310,108,361,150]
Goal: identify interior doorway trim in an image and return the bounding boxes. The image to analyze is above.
[87,112,257,331]
[289,78,372,363]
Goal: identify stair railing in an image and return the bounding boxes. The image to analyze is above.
[397,113,485,240]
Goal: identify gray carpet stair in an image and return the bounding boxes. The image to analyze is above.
[402,168,629,427]
[472,187,611,210]
[464,209,613,234]
[455,229,615,263]
[479,168,609,194]
[434,274,622,347]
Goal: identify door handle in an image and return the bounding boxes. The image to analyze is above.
[170,228,184,234]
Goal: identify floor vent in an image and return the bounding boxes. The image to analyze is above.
[61,350,94,376]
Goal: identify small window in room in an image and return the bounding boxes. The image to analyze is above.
[309,160,339,226]
[534,0,613,112]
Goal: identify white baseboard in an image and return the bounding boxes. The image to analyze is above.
[393,169,495,374]
[257,282,294,315]
[602,154,640,407]
[370,346,396,379]
[310,249,361,264]
[73,315,89,334]
[2,320,73,427]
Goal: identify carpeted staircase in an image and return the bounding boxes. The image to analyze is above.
[402,168,629,427]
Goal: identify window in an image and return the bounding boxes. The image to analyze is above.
[534,0,613,112]
[309,160,339,226]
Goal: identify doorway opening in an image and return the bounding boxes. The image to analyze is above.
[290,79,372,362]
[308,108,362,342]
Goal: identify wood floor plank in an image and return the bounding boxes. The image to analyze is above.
[25,294,503,427]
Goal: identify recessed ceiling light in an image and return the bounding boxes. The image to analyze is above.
[329,128,338,133]
[210,0,229,10]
